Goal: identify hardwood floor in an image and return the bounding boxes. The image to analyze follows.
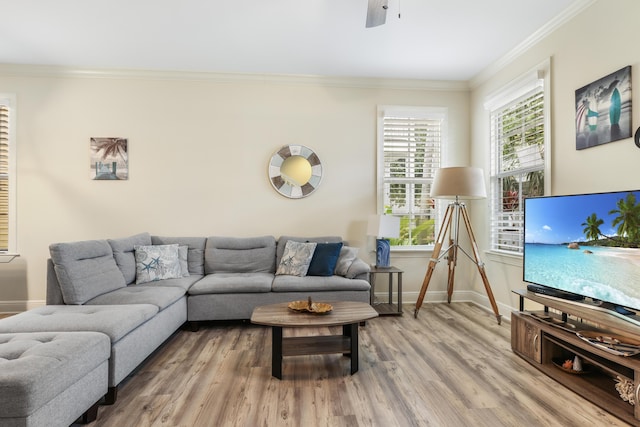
[88,303,631,427]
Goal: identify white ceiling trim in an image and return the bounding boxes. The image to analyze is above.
[469,0,597,88]
[0,63,469,92]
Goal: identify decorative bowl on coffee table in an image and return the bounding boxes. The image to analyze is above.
[287,298,332,314]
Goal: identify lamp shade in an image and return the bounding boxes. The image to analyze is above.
[367,214,400,238]
[430,166,487,200]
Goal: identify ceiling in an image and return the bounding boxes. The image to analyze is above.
[0,0,591,81]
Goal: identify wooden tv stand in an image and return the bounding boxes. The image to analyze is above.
[512,289,640,425]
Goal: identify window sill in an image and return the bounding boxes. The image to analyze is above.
[391,246,434,254]
[0,253,20,263]
[484,250,522,267]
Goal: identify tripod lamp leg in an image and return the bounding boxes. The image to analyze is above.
[460,205,502,325]
[446,237,457,304]
[414,204,455,318]
[414,258,438,318]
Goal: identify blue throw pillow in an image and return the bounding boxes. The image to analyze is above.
[307,242,344,276]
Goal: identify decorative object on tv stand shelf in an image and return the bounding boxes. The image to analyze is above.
[615,376,636,405]
[367,214,400,268]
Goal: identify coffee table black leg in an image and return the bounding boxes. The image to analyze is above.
[342,323,359,375]
[272,326,283,379]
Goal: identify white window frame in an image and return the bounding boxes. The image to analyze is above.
[0,94,18,260]
[484,60,551,257]
[376,105,447,250]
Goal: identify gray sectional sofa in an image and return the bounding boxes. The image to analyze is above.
[0,232,370,425]
[188,235,371,321]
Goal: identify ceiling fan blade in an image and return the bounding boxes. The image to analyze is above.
[366,0,388,28]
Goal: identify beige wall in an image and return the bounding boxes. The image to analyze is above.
[470,0,640,313]
[4,0,634,317]
[0,70,469,310]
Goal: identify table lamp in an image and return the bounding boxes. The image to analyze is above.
[367,214,400,268]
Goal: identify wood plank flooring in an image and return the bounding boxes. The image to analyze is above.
[87,303,631,427]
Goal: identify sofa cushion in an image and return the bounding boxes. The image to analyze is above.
[188,272,273,295]
[85,285,186,310]
[134,244,182,284]
[276,235,342,267]
[275,240,317,277]
[272,275,371,292]
[49,239,126,305]
[108,232,153,284]
[0,305,159,342]
[307,242,343,276]
[0,331,110,419]
[151,236,207,275]
[205,236,276,274]
[138,274,204,291]
[335,246,359,276]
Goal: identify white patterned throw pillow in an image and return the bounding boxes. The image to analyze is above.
[134,244,183,284]
[275,240,317,276]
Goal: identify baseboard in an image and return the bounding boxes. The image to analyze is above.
[0,299,46,314]
[388,290,512,320]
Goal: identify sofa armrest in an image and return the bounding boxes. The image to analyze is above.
[46,259,65,305]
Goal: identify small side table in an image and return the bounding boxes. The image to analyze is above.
[368,266,403,315]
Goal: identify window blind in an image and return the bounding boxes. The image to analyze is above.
[0,103,9,251]
[490,88,545,254]
[382,115,441,246]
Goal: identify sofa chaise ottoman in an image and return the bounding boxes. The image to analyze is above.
[0,304,180,405]
[0,331,110,427]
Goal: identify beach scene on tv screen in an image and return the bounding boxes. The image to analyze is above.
[524,191,640,311]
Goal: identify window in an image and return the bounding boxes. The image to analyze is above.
[376,106,446,248]
[0,95,16,254]
[486,63,550,255]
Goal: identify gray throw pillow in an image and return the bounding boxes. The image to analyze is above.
[134,244,183,284]
[275,241,317,276]
[178,245,190,277]
[335,246,359,276]
[107,232,152,284]
[346,258,371,279]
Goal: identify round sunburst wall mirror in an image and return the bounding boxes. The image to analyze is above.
[268,145,322,199]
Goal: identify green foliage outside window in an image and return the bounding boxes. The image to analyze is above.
[381,109,443,248]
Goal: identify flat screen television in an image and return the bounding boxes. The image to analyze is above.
[523,189,640,315]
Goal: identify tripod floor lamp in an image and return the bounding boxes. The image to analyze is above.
[413,166,502,324]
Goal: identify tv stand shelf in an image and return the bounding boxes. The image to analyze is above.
[512,290,640,425]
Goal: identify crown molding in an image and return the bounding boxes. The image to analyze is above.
[0,63,469,92]
[469,0,597,89]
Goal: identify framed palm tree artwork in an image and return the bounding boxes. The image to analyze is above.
[575,65,632,150]
[90,137,128,180]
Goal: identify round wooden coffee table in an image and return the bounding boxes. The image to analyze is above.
[250,301,378,379]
